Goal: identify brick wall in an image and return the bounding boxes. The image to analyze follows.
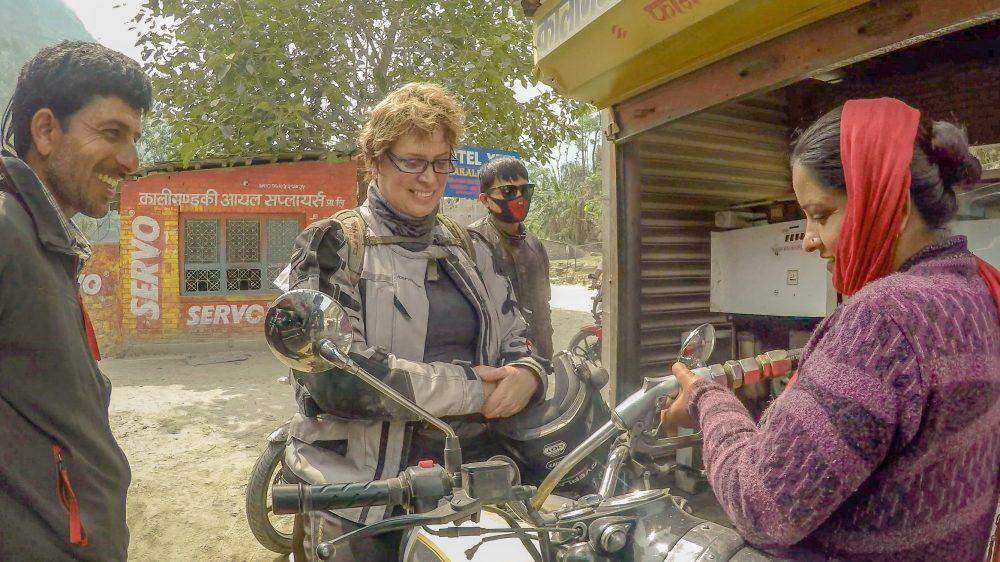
[79,243,123,355]
[120,207,171,337]
[117,160,358,352]
[180,297,272,335]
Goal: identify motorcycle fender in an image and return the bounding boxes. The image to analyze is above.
[267,422,290,444]
[580,324,602,338]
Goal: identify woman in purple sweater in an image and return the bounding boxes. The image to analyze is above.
[661,98,1000,561]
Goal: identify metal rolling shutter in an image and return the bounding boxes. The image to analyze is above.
[633,91,793,380]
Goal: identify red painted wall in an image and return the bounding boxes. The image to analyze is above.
[116,159,357,349]
[79,242,123,354]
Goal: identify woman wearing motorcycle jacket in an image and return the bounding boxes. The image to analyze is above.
[661,98,1000,561]
[282,82,547,561]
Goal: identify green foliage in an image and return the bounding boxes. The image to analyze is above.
[134,0,586,164]
[137,108,174,164]
[525,161,602,246]
[523,111,604,246]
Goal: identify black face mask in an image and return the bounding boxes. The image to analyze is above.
[489,195,530,223]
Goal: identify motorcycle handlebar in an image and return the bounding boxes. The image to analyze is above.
[272,480,406,515]
[531,347,803,510]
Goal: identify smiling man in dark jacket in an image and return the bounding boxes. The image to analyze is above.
[0,41,151,561]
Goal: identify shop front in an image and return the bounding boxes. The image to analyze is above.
[524,0,1000,399]
[109,154,357,354]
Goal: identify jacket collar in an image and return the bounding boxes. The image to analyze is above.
[898,235,969,273]
[1,156,91,260]
[359,199,458,253]
[487,215,526,241]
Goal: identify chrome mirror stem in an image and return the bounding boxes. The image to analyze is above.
[317,340,463,473]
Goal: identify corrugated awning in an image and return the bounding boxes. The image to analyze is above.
[135,150,355,178]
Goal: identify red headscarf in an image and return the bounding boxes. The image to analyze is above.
[835,98,1000,316]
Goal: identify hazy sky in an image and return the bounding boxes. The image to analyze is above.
[62,0,143,61]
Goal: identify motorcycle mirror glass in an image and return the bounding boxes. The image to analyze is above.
[677,323,715,369]
[264,289,354,373]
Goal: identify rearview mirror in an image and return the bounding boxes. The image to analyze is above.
[264,289,354,373]
[678,323,715,369]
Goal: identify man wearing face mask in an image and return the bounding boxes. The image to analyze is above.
[470,156,554,360]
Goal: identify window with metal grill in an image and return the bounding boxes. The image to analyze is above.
[182,215,302,295]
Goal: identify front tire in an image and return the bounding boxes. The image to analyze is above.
[568,329,602,368]
[246,439,294,554]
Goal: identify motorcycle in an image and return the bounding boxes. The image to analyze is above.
[246,268,611,555]
[245,375,294,555]
[262,288,801,561]
[567,267,603,367]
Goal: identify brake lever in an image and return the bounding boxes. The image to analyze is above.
[315,491,482,560]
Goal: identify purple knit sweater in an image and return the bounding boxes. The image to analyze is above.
[689,236,1000,561]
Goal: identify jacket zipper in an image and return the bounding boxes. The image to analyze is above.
[359,421,391,523]
[52,444,89,546]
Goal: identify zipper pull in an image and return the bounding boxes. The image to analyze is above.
[52,444,89,546]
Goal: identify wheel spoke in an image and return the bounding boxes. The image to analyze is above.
[569,331,602,369]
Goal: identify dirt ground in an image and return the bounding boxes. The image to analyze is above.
[549,254,602,285]
[104,306,593,561]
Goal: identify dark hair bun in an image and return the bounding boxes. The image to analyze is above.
[927,121,983,190]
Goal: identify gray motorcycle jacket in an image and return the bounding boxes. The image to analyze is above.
[283,201,546,524]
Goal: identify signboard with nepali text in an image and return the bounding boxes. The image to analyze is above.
[445,145,521,199]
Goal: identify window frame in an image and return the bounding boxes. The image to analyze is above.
[179,213,304,296]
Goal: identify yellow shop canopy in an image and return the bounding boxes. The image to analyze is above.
[532,0,867,107]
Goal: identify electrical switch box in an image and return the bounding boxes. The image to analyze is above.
[711,220,834,317]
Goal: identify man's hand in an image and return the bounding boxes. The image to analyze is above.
[658,362,698,436]
[475,365,540,419]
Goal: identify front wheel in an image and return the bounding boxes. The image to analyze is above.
[246,439,294,554]
[568,329,602,368]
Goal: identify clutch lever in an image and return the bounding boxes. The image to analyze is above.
[315,491,482,560]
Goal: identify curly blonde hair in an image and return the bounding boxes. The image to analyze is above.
[358,83,465,179]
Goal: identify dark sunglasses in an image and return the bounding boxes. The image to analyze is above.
[488,183,535,201]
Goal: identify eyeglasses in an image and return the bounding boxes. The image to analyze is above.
[386,152,457,175]
[488,183,535,201]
